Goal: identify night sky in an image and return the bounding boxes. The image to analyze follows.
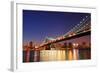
[23,10,90,45]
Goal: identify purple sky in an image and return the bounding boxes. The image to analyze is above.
[23,10,91,45]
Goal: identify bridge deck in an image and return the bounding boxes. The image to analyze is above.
[37,30,91,48]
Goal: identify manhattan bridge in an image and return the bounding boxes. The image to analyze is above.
[36,15,91,49]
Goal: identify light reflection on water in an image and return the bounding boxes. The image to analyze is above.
[23,48,91,62]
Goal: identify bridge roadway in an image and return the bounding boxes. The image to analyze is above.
[37,30,91,48]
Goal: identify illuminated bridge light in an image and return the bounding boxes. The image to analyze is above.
[77,24,80,26]
[83,18,85,21]
[86,16,88,18]
[68,34,72,37]
[80,21,82,24]
[72,33,76,36]
[86,24,89,25]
